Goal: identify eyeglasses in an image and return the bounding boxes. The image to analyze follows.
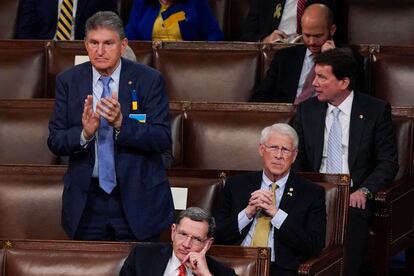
[263,144,296,156]
[176,230,208,247]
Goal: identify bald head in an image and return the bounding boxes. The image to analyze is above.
[302,4,334,29]
[300,4,336,54]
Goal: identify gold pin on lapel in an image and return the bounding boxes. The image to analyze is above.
[359,114,364,119]
[274,3,282,19]
[128,80,132,85]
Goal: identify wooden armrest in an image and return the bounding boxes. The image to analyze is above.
[299,246,344,276]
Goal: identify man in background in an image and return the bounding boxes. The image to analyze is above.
[16,0,118,39]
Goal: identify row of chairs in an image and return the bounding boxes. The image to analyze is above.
[0,165,349,276]
[1,40,414,107]
[1,0,414,43]
[0,99,413,275]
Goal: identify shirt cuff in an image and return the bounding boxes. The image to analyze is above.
[271,209,288,229]
[80,130,94,147]
[238,209,253,232]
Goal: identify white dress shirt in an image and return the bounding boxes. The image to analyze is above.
[80,61,122,177]
[278,0,299,36]
[238,171,289,261]
[320,92,354,186]
[164,252,194,276]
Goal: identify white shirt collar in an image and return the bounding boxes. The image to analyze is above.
[262,170,290,190]
[327,91,354,116]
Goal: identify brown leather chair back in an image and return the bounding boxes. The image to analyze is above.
[0,41,46,98]
[0,0,20,39]
[154,43,260,101]
[391,109,414,180]
[346,1,414,45]
[371,52,414,107]
[298,173,350,248]
[170,108,184,167]
[0,166,68,240]
[0,100,59,165]
[181,103,295,170]
[1,240,270,276]
[0,248,3,276]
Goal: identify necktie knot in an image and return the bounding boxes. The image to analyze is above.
[99,76,112,98]
[332,107,341,119]
[271,183,279,193]
[100,76,112,86]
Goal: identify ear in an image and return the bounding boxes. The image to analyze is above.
[291,149,298,164]
[120,38,128,55]
[329,24,337,37]
[171,223,177,241]
[258,144,265,157]
[340,77,350,90]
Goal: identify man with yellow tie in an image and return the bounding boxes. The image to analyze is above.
[16,0,117,40]
[215,123,326,276]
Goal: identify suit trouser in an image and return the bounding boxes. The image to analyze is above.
[74,178,136,241]
[345,206,372,276]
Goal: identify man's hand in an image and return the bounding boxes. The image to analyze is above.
[321,39,336,52]
[350,190,367,209]
[82,95,99,139]
[246,189,277,218]
[181,239,213,276]
[262,29,288,43]
[96,91,123,130]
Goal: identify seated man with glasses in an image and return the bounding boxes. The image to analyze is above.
[215,123,326,276]
[120,207,236,276]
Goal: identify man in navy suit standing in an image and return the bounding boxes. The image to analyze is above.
[48,11,174,241]
[16,0,117,39]
[293,48,399,275]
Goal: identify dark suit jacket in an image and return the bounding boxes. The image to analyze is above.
[119,243,236,276]
[48,58,174,239]
[251,44,307,103]
[293,92,399,196]
[214,171,326,271]
[16,0,118,39]
[241,0,335,42]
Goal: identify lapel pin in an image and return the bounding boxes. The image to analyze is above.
[128,80,132,85]
[359,114,364,119]
[287,192,293,196]
[289,187,293,192]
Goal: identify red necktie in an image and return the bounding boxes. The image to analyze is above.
[296,0,306,34]
[294,63,315,105]
[178,264,186,276]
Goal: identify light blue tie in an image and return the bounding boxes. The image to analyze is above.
[98,76,117,194]
[326,108,342,173]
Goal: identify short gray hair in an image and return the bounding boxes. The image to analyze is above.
[260,123,299,149]
[177,207,216,238]
[85,11,125,40]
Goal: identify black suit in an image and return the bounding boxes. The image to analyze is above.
[214,171,326,273]
[293,92,399,275]
[241,0,335,42]
[252,44,307,103]
[119,243,236,276]
[16,0,118,39]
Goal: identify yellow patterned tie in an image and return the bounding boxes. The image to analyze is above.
[251,183,278,247]
[56,0,74,40]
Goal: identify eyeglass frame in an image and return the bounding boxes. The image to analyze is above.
[175,229,211,247]
[262,143,297,156]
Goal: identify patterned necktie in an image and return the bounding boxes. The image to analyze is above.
[294,62,315,105]
[326,108,342,173]
[56,0,74,40]
[178,264,186,276]
[98,76,117,194]
[296,0,306,34]
[251,183,278,247]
